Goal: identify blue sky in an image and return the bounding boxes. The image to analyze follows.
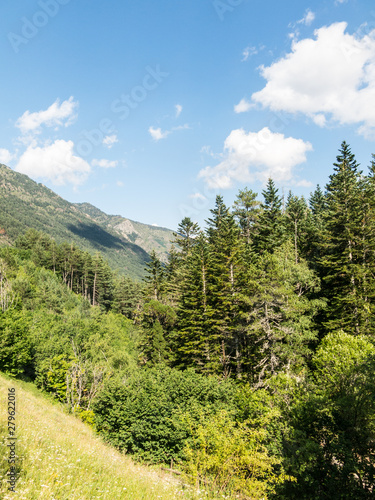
[1,0,375,230]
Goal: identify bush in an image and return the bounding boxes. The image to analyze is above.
[181,409,285,499]
[92,365,235,464]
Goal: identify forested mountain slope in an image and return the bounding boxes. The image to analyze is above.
[0,164,174,279]
[74,202,174,263]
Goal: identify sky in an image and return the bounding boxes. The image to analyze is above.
[1,0,375,230]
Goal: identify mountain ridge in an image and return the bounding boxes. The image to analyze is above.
[0,164,175,279]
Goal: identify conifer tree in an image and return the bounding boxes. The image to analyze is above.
[205,196,243,376]
[285,192,310,264]
[253,179,284,254]
[173,217,200,257]
[244,241,322,386]
[232,188,260,245]
[173,232,211,371]
[143,250,164,301]
[91,253,114,310]
[112,276,143,319]
[357,155,375,333]
[320,141,364,334]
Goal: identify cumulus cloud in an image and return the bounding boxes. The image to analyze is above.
[0,149,14,165]
[175,104,183,117]
[92,159,118,169]
[102,134,118,148]
[251,22,375,137]
[198,127,312,189]
[234,98,253,113]
[16,97,78,135]
[15,140,90,186]
[148,126,170,141]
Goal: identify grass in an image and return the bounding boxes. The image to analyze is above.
[0,374,207,500]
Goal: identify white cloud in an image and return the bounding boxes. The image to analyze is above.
[149,126,170,141]
[251,22,375,137]
[175,104,183,117]
[198,127,312,189]
[242,46,257,61]
[92,159,118,169]
[190,192,207,201]
[234,98,253,113]
[102,134,118,148]
[16,97,78,135]
[173,124,190,131]
[116,180,124,187]
[149,124,190,141]
[297,9,315,26]
[0,149,14,165]
[15,140,90,186]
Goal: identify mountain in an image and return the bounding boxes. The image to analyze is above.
[74,202,174,262]
[0,164,175,279]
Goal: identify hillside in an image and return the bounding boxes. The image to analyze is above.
[0,164,175,279]
[74,202,175,262]
[0,374,195,500]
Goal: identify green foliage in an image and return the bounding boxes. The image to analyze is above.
[2,142,375,498]
[280,331,375,499]
[36,354,73,402]
[0,309,33,377]
[253,178,285,254]
[92,366,235,464]
[182,409,286,499]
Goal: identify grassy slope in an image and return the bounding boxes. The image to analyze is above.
[0,375,200,500]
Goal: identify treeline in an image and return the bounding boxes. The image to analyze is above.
[1,141,375,498]
[15,229,143,314]
[137,141,375,384]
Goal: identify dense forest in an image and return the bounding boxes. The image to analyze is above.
[1,142,375,499]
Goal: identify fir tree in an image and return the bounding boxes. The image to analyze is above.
[320,141,364,334]
[253,179,284,254]
[143,250,164,301]
[173,232,211,371]
[285,192,310,264]
[232,188,260,245]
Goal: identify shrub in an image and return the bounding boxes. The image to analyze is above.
[92,365,235,464]
[181,409,284,499]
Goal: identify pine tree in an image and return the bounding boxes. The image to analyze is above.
[320,141,364,334]
[357,155,375,333]
[143,250,165,301]
[253,179,284,254]
[112,276,143,319]
[91,253,114,310]
[285,192,310,264]
[173,232,211,371]
[205,196,243,377]
[243,241,322,386]
[232,188,260,245]
[173,217,200,257]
